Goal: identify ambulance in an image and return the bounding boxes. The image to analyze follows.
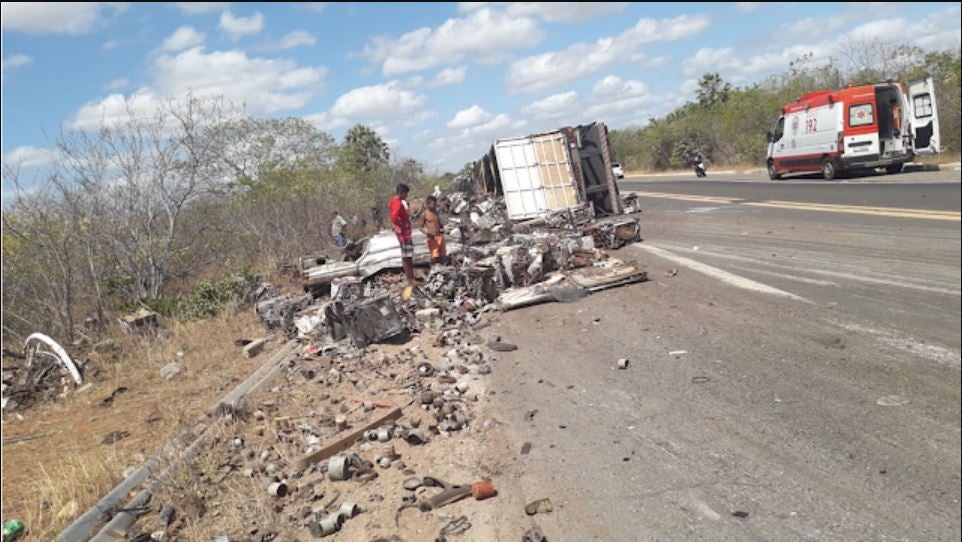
[766,78,940,180]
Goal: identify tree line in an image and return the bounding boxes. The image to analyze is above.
[2,96,436,346]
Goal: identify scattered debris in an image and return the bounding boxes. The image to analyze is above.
[69,160,655,540]
[668,350,688,356]
[617,358,630,369]
[256,293,313,333]
[100,386,128,408]
[438,515,472,538]
[2,519,25,542]
[118,308,159,335]
[159,362,181,381]
[101,430,130,445]
[417,477,496,511]
[522,526,548,542]
[2,333,85,412]
[876,395,909,407]
[243,337,270,359]
[487,340,518,352]
[524,498,554,516]
[691,376,711,384]
[732,510,750,519]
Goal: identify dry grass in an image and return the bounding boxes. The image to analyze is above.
[1,308,270,539]
[914,152,961,165]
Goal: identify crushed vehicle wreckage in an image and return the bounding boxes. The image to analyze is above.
[58,121,648,541]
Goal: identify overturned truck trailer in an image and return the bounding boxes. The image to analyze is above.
[472,122,623,220]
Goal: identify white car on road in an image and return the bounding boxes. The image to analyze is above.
[612,162,625,179]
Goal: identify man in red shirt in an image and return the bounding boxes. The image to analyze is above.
[389,183,415,296]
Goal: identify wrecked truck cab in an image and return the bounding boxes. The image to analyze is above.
[302,229,463,291]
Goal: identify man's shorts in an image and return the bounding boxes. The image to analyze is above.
[397,234,414,258]
[428,234,446,260]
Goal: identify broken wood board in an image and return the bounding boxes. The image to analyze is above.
[295,405,402,470]
[566,261,648,291]
[243,337,269,358]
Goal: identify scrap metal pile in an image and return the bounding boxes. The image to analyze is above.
[47,179,647,540]
[1,333,85,413]
[121,193,646,540]
[286,191,646,347]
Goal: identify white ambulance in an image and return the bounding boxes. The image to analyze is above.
[766,78,940,180]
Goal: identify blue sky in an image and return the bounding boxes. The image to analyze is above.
[2,2,960,177]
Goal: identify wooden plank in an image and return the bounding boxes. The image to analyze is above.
[295,406,402,469]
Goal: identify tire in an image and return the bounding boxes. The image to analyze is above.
[821,158,836,180]
[885,163,904,175]
[767,160,781,180]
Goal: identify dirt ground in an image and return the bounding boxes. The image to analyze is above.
[1,311,269,539]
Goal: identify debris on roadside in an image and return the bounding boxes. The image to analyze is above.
[69,123,653,541]
[2,333,85,412]
[523,526,548,542]
[524,498,554,516]
[159,362,181,381]
[119,308,160,335]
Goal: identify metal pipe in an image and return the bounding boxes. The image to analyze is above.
[59,340,298,541]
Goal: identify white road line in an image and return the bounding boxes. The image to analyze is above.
[632,244,807,302]
[831,320,961,370]
[723,264,840,287]
[652,243,962,297]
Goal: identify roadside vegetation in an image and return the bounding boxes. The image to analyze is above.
[610,41,961,171]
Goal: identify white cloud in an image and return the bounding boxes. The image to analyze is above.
[2,54,33,72]
[219,11,264,41]
[521,91,579,120]
[174,2,227,15]
[104,77,129,91]
[70,89,166,130]
[458,2,628,23]
[102,39,120,50]
[468,113,510,134]
[734,2,761,12]
[361,7,544,75]
[304,111,349,132]
[279,30,317,49]
[680,78,699,95]
[431,66,467,87]
[683,47,740,76]
[447,105,493,128]
[506,14,710,93]
[299,3,328,13]
[331,81,425,119]
[70,48,326,129]
[643,55,669,68]
[682,6,961,84]
[0,2,114,34]
[518,74,663,129]
[159,26,205,53]
[404,110,439,126]
[1,146,58,169]
[584,75,651,118]
[778,17,846,42]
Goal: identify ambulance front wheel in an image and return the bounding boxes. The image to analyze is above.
[821,158,836,180]
[767,160,781,180]
[885,163,904,175]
